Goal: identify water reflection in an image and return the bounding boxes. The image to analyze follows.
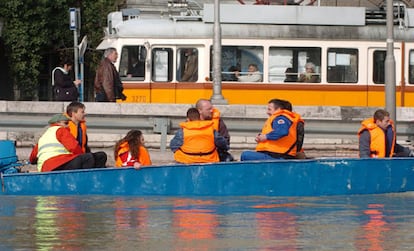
[1,194,414,250]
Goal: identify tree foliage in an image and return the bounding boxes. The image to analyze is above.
[0,0,125,100]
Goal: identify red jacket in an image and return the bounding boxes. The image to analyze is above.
[30,124,84,172]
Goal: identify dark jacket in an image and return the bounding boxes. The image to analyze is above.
[94,58,124,102]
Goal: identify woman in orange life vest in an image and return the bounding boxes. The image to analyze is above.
[114,129,152,169]
[358,109,414,158]
[65,101,107,167]
[240,98,301,160]
[170,108,229,164]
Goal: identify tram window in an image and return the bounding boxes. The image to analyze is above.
[327,48,358,83]
[119,45,147,81]
[409,50,414,84]
[152,48,173,82]
[212,46,263,82]
[269,47,321,83]
[177,48,198,82]
[373,50,386,84]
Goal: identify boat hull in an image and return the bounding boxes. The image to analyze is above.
[2,158,414,196]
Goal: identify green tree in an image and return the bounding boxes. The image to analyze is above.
[0,0,124,100]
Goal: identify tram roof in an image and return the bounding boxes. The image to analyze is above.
[99,4,414,46]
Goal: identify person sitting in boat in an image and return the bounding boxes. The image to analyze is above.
[29,114,104,172]
[196,98,234,161]
[358,109,414,158]
[280,99,306,159]
[65,101,107,168]
[240,98,302,160]
[114,129,152,169]
[170,108,229,164]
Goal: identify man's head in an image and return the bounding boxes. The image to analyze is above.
[247,64,258,73]
[186,108,200,121]
[267,99,287,116]
[48,114,70,127]
[195,99,213,120]
[66,101,86,124]
[373,109,391,130]
[104,47,118,63]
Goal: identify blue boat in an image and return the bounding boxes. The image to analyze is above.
[2,158,414,196]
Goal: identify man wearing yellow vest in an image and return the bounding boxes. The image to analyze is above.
[358,109,413,158]
[65,102,107,167]
[240,99,301,160]
[170,108,228,163]
[29,114,99,172]
[195,99,234,161]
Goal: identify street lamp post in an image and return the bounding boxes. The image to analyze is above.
[385,0,396,122]
[210,0,228,105]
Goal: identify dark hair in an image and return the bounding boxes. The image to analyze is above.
[373,109,390,122]
[114,130,143,161]
[66,102,85,116]
[268,98,293,111]
[187,108,200,121]
[61,57,74,66]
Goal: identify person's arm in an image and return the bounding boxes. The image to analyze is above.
[169,129,184,152]
[56,127,83,154]
[29,144,39,164]
[218,118,231,145]
[296,121,305,152]
[102,60,116,101]
[214,131,229,151]
[265,116,292,140]
[359,130,371,158]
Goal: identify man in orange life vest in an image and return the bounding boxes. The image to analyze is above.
[240,98,301,160]
[65,102,107,167]
[170,108,228,164]
[358,109,413,158]
[195,99,234,161]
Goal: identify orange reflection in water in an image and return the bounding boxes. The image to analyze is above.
[255,211,298,251]
[172,199,219,250]
[356,204,390,251]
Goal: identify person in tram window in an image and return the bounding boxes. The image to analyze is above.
[240,98,301,161]
[170,108,228,164]
[29,114,104,172]
[127,55,145,78]
[284,67,298,82]
[65,101,107,168]
[114,129,152,169]
[180,48,198,82]
[234,63,262,82]
[298,62,319,83]
[358,109,414,158]
[196,99,234,161]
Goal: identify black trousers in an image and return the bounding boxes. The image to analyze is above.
[54,153,96,171]
[92,151,107,167]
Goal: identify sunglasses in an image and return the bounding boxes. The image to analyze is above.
[60,121,69,125]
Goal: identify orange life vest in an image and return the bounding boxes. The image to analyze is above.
[67,116,88,153]
[174,120,219,163]
[255,109,299,157]
[115,141,152,167]
[211,108,220,131]
[358,118,396,158]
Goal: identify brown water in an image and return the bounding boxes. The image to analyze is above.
[1,193,414,250]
